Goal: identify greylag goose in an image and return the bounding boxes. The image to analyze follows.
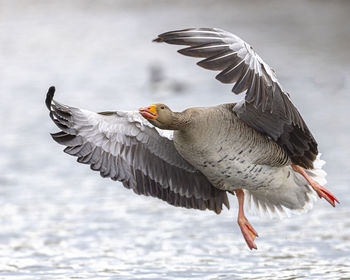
[46,28,339,250]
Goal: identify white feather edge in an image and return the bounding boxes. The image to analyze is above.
[244,153,326,219]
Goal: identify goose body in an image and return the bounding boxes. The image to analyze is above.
[46,28,339,250]
[172,104,290,191]
[169,104,315,213]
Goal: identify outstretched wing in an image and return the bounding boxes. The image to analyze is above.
[154,28,318,169]
[46,87,229,213]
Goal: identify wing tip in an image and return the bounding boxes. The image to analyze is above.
[45,86,56,110]
[152,36,163,43]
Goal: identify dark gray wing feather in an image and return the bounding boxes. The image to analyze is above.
[154,28,318,169]
[46,87,229,213]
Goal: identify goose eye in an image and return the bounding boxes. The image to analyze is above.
[160,106,165,109]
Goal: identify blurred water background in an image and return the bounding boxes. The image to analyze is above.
[0,0,350,279]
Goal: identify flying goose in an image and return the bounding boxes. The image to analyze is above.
[46,28,339,250]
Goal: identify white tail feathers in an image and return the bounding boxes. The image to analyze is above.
[244,154,327,219]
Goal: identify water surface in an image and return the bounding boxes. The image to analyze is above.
[0,1,349,279]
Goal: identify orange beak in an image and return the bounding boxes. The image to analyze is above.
[139,104,157,119]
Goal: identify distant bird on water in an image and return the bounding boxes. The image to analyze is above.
[46,28,339,250]
[148,63,187,97]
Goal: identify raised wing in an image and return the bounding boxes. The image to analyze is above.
[154,28,318,169]
[46,87,229,213]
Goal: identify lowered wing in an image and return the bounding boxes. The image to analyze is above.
[46,87,229,213]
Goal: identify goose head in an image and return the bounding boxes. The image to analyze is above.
[139,103,180,130]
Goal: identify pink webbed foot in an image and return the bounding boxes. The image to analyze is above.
[310,180,339,207]
[291,164,339,207]
[238,215,259,250]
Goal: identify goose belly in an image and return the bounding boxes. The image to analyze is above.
[195,151,284,192]
[174,135,285,192]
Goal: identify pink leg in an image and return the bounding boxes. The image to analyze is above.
[235,189,258,250]
[291,164,339,207]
